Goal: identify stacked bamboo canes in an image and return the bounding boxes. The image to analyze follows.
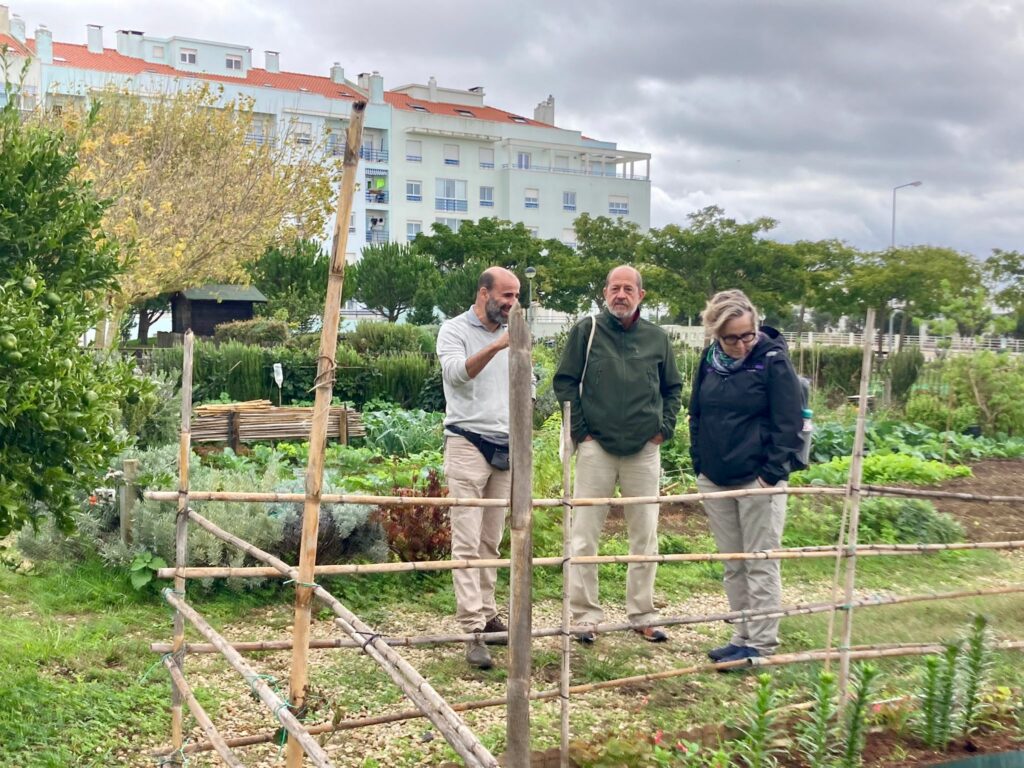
[191,403,364,443]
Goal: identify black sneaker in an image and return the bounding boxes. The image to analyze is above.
[716,646,761,672]
[482,616,508,646]
[707,643,744,662]
[573,630,596,645]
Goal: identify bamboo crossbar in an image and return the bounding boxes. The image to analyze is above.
[151,583,1024,655]
[185,508,498,768]
[162,639,1024,758]
[154,538,1024,580]
[161,656,244,768]
[143,483,1024,507]
[162,590,334,766]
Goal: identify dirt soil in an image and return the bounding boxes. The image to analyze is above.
[605,459,1024,543]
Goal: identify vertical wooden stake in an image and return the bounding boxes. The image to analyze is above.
[170,330,194,762]
[559,402,573,768]
[119,458,139,547]
[286,101,367,768]
[838,308,875,706]
[506,305,534,767]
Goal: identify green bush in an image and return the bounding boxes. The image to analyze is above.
[945,352,1024,436]
[366,352,435,407]
[784,496,963,546]
[119,370,181,449]
[809,346,865,400]
[905,393,979,433]
[415,366,446,412]
[346,321,434,356]
[360,402,443,456]
[213,317,289,346]
[887,347,924,403]
[792,453,971,486]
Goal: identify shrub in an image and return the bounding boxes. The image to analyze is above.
[415,366,446,412]
[372,470,450,562]
[784,496,963,546]
[945,352,1024,436]
[119,370,182,449]
[905,393,979,433]
[887,347,924,403]
[213,317,289,346]
[361,402,443,456]
[346,321,434,356]
[809,346,865,400]
[366,352,435,407]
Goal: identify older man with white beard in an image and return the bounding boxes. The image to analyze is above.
[553,265,682,644]
[436,266,520,670]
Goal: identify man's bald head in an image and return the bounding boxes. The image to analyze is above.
[475,266,521,328]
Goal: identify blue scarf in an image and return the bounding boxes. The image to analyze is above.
[706,342,746,376]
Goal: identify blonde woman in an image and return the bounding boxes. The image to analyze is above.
[689,290,804,666]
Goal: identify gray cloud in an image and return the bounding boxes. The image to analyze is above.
[20,0,1024,256]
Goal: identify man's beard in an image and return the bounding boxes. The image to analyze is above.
[607,300,633,319]
[485,297,504,325]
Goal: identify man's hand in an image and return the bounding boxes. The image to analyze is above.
[649,433,665,445]
[465,332,510,379]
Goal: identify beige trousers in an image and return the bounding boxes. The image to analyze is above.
[443,435,511,632]
[569,439,661,626]
[697,474,788,653]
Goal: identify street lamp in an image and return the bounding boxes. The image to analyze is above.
[891,180,922,250]
[524,266,537,331]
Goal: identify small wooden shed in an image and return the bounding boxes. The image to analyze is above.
[171,285,268,337]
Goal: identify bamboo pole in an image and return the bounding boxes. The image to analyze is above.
[507,304,534,767]
[161,656,244,768]
[162,590,334,767]
[165,638,1024,758]
[155,537,1024,580]
[838,308,875,703]
[170,330,194,761]
[184,508,498,768]
[152,582,1024,655]
[286,99,366,768]
[559,402,572,768]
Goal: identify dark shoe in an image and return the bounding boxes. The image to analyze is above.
[466,640,493,670]
[634,626,669,643]
[573,630,596,645]
[482,616,508,646]
[716,646,761,672]
[707,643,744,662]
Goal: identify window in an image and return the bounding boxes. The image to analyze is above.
[226,54,242,70]
[406,139,422,162]
[455,109,475,118]
[443,144,460,166]
[152,45,165,59]
[524,188,539,209]
[435,217,463,233]
[293,121,312,145]
[479,147,494,169]
[562,228,577,248]
[562,191,576,212]
[349,212,356,233]
[435,179,468,212]
[479,186,494,208]
[554,154,570,171]
[510,115,527,124]
[406,180,422,202]
[609,195,629,217]
[407,221,422,242]
[180,48,197,64]
[409,103,429,113]
[516,151,531,169]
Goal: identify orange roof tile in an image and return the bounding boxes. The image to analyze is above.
[385,90,550,128]
[0,33,32,57]
[32,40,365,101]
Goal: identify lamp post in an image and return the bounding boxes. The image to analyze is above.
[524,266,537,332]
[891,180,922,249]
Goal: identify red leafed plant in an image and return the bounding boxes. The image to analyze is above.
[373,469,451,562]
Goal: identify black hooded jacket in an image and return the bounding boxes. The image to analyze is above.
[688,327,804,487]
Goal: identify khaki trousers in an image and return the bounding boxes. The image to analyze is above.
[569,439,661,626]
[697,474,788,653]
[443,435,511,632]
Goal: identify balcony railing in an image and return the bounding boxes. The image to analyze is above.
[406,193,422,202]
[365,228,390,244]
[245,132,270,146]
[501,163,649,181]
[479,161,495,169]
[361,147,389,163]
[406,154,422,162]
[480,200,494,208]
[435,198,469,212]
[366,190,389,204]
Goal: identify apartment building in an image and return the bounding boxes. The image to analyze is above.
[1,6,652,263]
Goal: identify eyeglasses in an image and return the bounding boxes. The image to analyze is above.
[720,331,757,345]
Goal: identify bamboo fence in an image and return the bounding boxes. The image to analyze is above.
[191,402,364,444]
[148,296,1024,768]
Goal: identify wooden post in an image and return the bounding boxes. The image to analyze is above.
[338,407,348,445]
[838,309,875,705]
[506,305,534,767]
[559,402,572,768]
[119,458,139,546]
[170,330,194,762]
[286,100,367,768]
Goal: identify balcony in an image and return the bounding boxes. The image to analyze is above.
[366,190,389,204]
[365,227,390,244]
[361,147,389,163]
[501,163,649,181]
[245,132,271,146]
[435,198,469,213]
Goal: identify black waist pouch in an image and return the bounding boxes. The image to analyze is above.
[448,425,510,471]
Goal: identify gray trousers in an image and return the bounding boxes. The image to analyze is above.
[697,474,787,653]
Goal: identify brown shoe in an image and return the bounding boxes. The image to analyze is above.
[482,616,508,646]
[634,626,669,643]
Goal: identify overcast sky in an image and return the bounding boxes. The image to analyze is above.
[16,0,1024,258]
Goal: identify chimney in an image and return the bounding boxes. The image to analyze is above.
[34,25,52,64]
[427,75,438,102]
[330,62,345,84]
[368,71,383,104]
[265,50,279,73]
[0,6,9,36]
[114,29,143,58]
[534,94,555,125]
[86,24,103,54]
[357,72,370,90]
[9,12,24,42]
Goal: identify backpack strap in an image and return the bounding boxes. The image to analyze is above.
[578,315,597,396]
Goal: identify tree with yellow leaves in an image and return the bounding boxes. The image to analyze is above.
[54,83,341,345]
